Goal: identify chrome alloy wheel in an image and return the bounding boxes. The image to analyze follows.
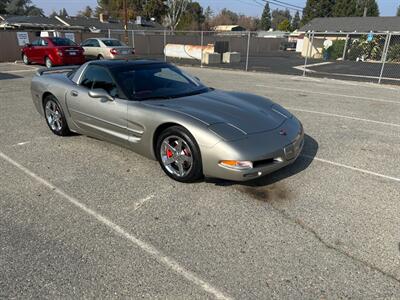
[160,135,193,177]
[45,100,63,132]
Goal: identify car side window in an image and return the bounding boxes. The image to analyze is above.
[80,65,119,97]
[31,39,40,46]
[40,39,48,46]
[92,40,100,47]
[82,39,92,47]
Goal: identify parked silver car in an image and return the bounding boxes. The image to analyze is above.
[31,60,304,183]
[81,38,135,60]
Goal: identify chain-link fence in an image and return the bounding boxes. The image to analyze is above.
[302,31,400,85]
[97,29,290,73]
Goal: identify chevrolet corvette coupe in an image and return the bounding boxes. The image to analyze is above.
[31,60,304,182]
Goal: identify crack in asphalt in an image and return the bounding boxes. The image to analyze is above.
[269,202,400,285]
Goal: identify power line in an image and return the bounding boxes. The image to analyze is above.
[258,0,303,12]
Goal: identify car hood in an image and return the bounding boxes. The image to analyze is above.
[145,90,288,135]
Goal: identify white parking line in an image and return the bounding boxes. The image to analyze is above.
[302,154,400,183]
[287,107,400,128]
[0,151,232,300]
[6,62,39,70]
[4,69,37,73]
[133,194,155,211]
[256,84,400,105]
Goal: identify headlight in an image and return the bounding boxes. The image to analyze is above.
[219,160,253,170]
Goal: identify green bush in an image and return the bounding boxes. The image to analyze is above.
[387,43,400,62]
[346,35,385,61]
[322,40,347,60]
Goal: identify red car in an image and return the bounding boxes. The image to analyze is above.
[22,37,85,68]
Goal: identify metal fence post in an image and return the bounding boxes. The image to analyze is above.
[245,31,250,71]
[200,31,204,68]
[164,30,167,62]
[378,33,392,84]
[303,32,314,76]
[131,30,135,49]
[342,33,350,60]
[108,29,111,38]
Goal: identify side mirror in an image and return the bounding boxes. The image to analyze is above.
[26,43,32,47]
[88,89,114,101]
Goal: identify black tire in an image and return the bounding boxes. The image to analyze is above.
[22,53,30,65]
[45,57,53,68]
[43,95,71,136]
[156,126,203,183]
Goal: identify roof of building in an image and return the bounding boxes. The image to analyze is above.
[300,17,400,33]
[56,16,163,32]
[0,14,72,29]
[213,25,246,32]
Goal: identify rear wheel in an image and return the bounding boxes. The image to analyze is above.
[156,126,203,183]
[97,54,104,60]
[45,57,53,68]
[43,95,70,136]
[22,54,30,65]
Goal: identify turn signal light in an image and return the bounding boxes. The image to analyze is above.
[110,48,118,55]
[219,160,253,170]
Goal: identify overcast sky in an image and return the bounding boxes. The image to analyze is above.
[32,0,399,17]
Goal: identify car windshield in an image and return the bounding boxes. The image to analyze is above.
[102,39,124,47]
[112,63,210,100]
[51,37,77,46]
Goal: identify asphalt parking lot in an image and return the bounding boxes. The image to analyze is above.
[1,62,400,298]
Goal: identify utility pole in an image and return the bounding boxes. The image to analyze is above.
[123,0,129,44]
[363,6,367,17]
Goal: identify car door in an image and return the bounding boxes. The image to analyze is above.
[66,64,129,146]
[82,39,97,59]
[37,38,50,64]
[26,39,41,62]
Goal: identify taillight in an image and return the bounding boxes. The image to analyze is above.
[110,48,118,55]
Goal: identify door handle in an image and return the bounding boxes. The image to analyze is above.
[70,90,79,97]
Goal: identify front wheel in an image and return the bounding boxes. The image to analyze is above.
[44,95,71,136]
[45,57,53,68]
[156,126,203,183]
[22,54,30,65]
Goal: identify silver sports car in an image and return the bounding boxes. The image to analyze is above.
[31,60,304,182]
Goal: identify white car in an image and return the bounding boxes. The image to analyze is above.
[81,38,135,60]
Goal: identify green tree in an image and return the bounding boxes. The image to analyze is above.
[77,6,93,17]
[291,11,300,30]
[397,5,400,16]
[277,19,291,31]
[203,5,213,29]
[302,0,335,25]
[97,0,144,19]
[143,0,167,23]
[271,9,291,30]
[333,0,357,16]
[5,0,43,16]
[355,0,379,16]
[59,8,68,17]
[0,0,10,14]
[176,1,204,30]
[260,1,271,30]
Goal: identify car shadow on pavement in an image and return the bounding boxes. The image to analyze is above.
[0,72,23,80]
[207,134,319,188]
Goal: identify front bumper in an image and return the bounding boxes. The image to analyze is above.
[202,120,304,181]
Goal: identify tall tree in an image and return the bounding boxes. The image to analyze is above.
[97,0,143,19]
[0,0,10,14]
[355,0,379,16]
[143,0,167,23]
[165,0,188,30]
[59,8,68,17]
[271,9,291,30]
[397,5,400,16]
[208,8,238,27]
[302,0,335,25]
[277,19,291,31]
[260,1,271,31]
[203,5,213,29]
[291,11,300,30]
[176,1,204,30]
[332,0,357,17]
[5,0,43,16]
[77,6,93,18]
